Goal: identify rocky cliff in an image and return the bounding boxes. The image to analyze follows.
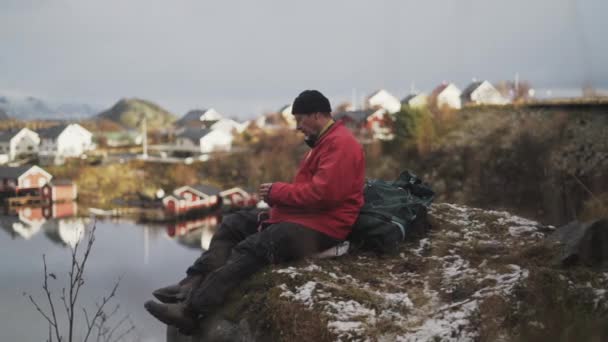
[168,203,608,341]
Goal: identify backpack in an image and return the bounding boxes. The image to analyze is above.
[348,170,435,254]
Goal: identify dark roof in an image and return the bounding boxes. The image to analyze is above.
[401,94,418,104]
[176,109,207,126]
[176,128,211,144]
[333,109,374,123]
[431,83,450,98]
[0,129,19,142]
[38,124,68,139]
[0,166,32,179]
[367,89,384,98]
[461,81,484,101]
[278,104,291,113]
[192,184,220,196]
[50,179,74,186]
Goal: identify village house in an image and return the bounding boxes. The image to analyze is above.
[0,128,40,163]
[97,130,143,147]
[210,118,248,134]
[366,89,402,114]
[461,80,509,106]
[401,93,429,109]
[333,108,393,141]
[431,83,462,110]
[333,109,374,132]
[175,108,224,128]
[219,187,258,208]
[174,127,233,155]
[277,104,296,129]
[253,112,292,132]
[41,180,78,203]
[0,165,52,197]
[162,184,221,216]
[37,123,94,164]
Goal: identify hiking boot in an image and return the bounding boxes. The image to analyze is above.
[144,300,198,335]
[152,275,202,304]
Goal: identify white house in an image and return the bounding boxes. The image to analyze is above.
[175,128,233,154]
[210,118,248,134]
[38,124,94,163]
[432,83,462,109]
[253,112,291,131]
[366,89,402,114]
[0,128,40,162]
[401,93,428,109]
[278,104,296,129]
[461,81,509,106]
[201,130,233,153]
[176,108,223,128]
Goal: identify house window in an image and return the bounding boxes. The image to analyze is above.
[28,146,33,151]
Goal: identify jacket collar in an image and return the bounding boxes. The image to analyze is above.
[314,120,343,147]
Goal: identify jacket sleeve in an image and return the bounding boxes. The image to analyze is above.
[268,139,362,209]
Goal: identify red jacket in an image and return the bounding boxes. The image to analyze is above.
[267,121,365,240]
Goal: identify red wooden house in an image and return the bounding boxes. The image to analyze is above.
[332,108,392,140]
[219,187,258,208]
[0,165,52,197]
[162,184,221,216]
[41,180,78,203]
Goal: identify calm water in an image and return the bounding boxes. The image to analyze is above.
[0,211,219,341]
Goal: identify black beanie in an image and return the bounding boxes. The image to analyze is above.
[292,90,332,115]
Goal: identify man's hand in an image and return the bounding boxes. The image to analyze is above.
[258,183,273,202]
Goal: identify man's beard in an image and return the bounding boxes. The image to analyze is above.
[304,134,317,148]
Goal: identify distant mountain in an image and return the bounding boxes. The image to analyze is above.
[0,93,98,120]
[0,108,9,121]
[96,98,176,129]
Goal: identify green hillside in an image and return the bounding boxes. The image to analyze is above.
[97,98,176,129]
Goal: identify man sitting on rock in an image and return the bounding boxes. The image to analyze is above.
[145,89,365,334]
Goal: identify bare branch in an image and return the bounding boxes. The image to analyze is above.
[82,307,91,328]
[60,288,69,318]
[105,314,129,342]
[83,278,120,342]
[28,221,134,342]
[111,323,135,342]
[42,255,62,342]
[28,295,55,328]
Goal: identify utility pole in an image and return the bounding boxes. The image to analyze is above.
[142,117,148,159]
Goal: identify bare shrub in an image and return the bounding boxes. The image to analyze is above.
[25,223,136,342]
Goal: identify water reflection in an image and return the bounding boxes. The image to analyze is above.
[0,203,86,247]
[0,206,205,341]
[165,214,221,250]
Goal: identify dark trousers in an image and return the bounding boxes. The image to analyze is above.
[184,209,339,316]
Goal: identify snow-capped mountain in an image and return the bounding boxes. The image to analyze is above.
[0,93,99,120]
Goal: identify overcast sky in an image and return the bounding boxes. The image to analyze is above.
[1,0,606,119]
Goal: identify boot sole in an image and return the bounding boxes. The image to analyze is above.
[144,301,197,333]
[152,290,182,304]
